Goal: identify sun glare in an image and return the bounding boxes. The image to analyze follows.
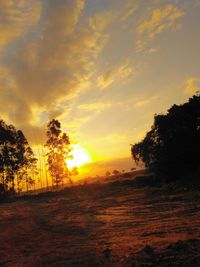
[66,144,91,169]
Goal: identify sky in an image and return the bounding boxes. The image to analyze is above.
[0,0,200,173]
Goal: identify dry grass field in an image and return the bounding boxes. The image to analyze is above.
[0,175,200,267]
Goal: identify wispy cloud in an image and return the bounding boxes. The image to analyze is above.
[87,9,117,32]
[98,61,134,89]
[134,100,150,108]
[134,96,158,108]
[0,0,41,53]
[78,102,111,111]
[136,4,184,53]
[120,0,138,25]
[184,77,200,95]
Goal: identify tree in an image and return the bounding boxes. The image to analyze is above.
[113,170,120,175]
[0,120,37,194]
[45,119,71,187]
[105,171,111,177]
[131,94,200,181]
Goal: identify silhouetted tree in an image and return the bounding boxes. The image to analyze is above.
[106,171,111,176]
[69,167,78,184]
[113,170,120,175]
[0,120,37,194]
[45,119,71,187]
[131,94,200,181]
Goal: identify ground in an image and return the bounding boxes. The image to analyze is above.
[0,175,200,266]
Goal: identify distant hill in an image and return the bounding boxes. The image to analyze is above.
[77,156,143,179]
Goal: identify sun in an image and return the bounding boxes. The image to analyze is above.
[66,144,91,169]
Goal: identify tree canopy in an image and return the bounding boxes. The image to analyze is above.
[0,120,37,195]
[131,94,200,181]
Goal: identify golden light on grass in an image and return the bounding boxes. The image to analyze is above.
[66,144,91,169]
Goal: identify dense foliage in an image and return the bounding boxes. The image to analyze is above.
[0,120,37,196]
[131,94,200,181]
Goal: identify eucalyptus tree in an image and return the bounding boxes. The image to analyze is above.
[45,119,71,187]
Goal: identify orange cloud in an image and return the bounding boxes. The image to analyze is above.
[184,77,200,95]
[134,96,158,108]
[78,102,111,111]
[0,0,41,53]
[0,0,111,143]
[120,0,138,24]
[136,4,184,52]
[98,61,134,89]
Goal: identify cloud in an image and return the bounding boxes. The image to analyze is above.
[134,96,158,108]
[0,0,41,53]
[134,100,150,108]
[63,115,93,131]
[87,9,117,32]
[5,0,86,111]
[98,61,134,89]
[136,4,184,53]
[0,0,112,143]
[78,102,111,111]
[120,0,138,25]
[184,77,200,95]
[61,101,111,135]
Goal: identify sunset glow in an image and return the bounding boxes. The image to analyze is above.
[0,0,200,181]
[0,2,199,266]
[66,144,91,169]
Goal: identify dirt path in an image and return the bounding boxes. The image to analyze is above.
[0,182,199,266]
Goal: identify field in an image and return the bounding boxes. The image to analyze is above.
[0,174,200,267]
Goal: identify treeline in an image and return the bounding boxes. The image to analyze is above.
[0,118,77,198]
[0,120,37,197]
[131,94,200,182]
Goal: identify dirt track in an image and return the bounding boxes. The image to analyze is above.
[0,180,200,266]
